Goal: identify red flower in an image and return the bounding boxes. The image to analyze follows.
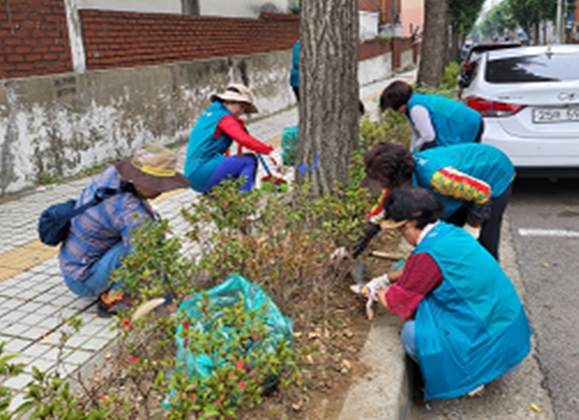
[236,361,244,370]
[189,394,196,401]
[183,320,190,330]
[127,357,139,364]
[101,394,108,402]
[215,399,222,406]
[183,338,189,348]
[121,320,132,329]
[239,380,246,391]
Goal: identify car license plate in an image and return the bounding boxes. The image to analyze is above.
[532,107,579,123]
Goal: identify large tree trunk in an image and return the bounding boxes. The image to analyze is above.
[417,0,448,87]
[450,24,460,63]
[298,0,359,196]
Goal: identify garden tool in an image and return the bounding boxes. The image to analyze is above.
[257,153,288,192]
[350,273,391,320]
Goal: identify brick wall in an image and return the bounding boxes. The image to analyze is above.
[80,10,299,70]
[359,38,392,61]
[359,36,413,62]
[0,0,72,79]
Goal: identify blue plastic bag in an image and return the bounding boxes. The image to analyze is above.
[281,125,299,166]
[163,274,293,408]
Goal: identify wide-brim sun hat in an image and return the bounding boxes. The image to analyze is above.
[210,83,259,114]
[115,143,190,193]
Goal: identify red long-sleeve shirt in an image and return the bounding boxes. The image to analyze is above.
[215,114,273,155]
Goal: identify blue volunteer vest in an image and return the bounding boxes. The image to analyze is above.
[184,102,234,192]
[290,41,300,88]
[407,93,482,146]
[412,143,515,218]
[413,222,531,400]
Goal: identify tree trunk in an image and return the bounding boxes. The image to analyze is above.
[417,0,449,87]
[450,25,460,63]
[297,0,359,196]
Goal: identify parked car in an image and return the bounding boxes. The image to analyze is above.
[458,43,522,98]
[462,44,579,176]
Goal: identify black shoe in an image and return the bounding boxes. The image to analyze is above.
[97,292,131,318]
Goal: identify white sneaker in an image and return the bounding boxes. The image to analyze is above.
[466,385,485,397]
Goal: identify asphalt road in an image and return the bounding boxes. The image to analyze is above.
[508,177,579,420]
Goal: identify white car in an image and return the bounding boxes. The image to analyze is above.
[461,44,579,176]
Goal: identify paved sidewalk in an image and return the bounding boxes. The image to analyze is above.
[0,70,416,414]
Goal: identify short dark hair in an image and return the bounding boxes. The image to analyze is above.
[383,187,444,229]
[364,142,415,189]
[379,80,413,112]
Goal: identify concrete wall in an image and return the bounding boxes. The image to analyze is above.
[0,50,294,196]
[199,0,288,17]
[359,52,392,86]
[76,0,289,17]
[400,49,414,70]
[360,11,380,42]
[76,0,181,14]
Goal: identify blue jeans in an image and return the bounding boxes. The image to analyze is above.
[64,241,128,298]
[202,154,257,193]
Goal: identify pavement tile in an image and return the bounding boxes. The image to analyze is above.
[63,334,89,348]
[80,336,113,351]
[18,301,44,314]
[8,392,26,413]
[21,343,60,360]
[63,349,94,366]
[19,312,47,326]
[3,372,33,391]
[0,338,32,353]
[0,308,29,321]
[16,326,49,341]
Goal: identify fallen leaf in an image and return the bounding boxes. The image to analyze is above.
[343,329,354,339]
[293,331,303,339]
[308,331,320,339]
[530,403,543,413]
[541,262,549,267]
[104,352,112,359]
[291,401,302,411]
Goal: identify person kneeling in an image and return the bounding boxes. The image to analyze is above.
[59,143,190,318]
[374,187,531,400]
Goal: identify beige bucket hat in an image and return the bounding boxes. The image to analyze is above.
[210,83,259,114]
[115,143,190,193]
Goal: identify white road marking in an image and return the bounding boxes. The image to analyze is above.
[518,228,579,238]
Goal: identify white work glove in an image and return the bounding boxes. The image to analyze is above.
[366,273,391,290]
[350,274,390,321]
[330,246,351,267]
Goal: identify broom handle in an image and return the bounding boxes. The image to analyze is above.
[257,153,272,176]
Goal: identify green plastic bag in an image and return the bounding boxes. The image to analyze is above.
[281,125,299,166]
[163,274,293,408]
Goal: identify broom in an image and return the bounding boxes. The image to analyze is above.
[257,153,288,192]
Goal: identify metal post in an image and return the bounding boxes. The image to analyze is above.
[556,0,563,43]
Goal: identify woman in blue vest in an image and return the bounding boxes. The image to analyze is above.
[380,80,483,151]
[373,187,531,400]
[184,84,274,193]
[361,142,515,260]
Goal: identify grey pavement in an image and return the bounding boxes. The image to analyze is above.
[0,68,550,420]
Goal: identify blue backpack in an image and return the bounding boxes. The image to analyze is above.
[38,184,132,246]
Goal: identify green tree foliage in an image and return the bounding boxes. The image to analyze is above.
[507,0,557,37]
[477,1,518,41]
[449,0,486,38]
